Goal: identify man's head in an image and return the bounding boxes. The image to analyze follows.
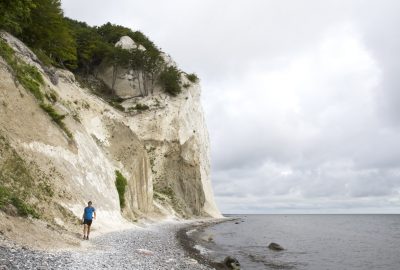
[88,201,92,206]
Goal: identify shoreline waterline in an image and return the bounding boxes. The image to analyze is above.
[177,217,237,270]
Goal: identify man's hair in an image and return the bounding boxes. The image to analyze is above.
[88,201,92,205]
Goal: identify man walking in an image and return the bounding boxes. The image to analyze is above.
[82,201,96,240]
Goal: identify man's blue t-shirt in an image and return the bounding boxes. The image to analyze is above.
[84,206,95,220]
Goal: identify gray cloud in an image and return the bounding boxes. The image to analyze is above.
[62,0,400,213]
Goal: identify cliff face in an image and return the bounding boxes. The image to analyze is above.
[0,32,220,235]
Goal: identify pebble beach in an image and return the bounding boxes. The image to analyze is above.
[0,221,217,270]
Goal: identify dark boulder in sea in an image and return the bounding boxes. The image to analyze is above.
[268,242,284,251]
[223,256,241,269]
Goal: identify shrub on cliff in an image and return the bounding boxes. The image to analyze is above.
[186,73,199,83]
[0,187,39,218]
[0,38,44,101]
[158,66,182,96]
[115,170,128,209]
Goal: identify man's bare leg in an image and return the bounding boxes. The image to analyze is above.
[87,225,91,239]
[83,224,87,238]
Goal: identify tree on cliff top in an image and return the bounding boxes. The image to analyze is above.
[97,22,159,54]
[0,0,34,34]
[158,66,182,96]
[0,1,186,97]
[20,0,77,68]
[65,18,113,75]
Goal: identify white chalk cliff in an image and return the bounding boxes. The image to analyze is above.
[0,32,221,235]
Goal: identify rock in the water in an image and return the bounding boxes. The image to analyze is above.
[268,242,284,251]
[223,256,240,269]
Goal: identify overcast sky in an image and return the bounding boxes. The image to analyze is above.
[62,0,400,214]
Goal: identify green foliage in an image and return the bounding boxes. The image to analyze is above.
[0,1,191,98]
[0,38,16,63]
[66,18,113,73]
[38,182,54,197]
[97,22,132,44]
[65,20,164,79]
[115,170,128,209]
[110,46,131,69]
[39,103,65,122]
[45,90,58,103]
[0,39,72,139]
[0,186,10,209]
[186,73,199,83]
[0,38,44,101]
[133,103,149,111]
[0,186,39,219]
[20,0,77,68]
[97,22,159,53]
[156,186,174,199]
[39,103,72,138]
[10,196,40,218]
[0,135,52,219]
[153,192,165,201]
[0,0,33,34]
[32,48,54,66]
[158,66,182,96]
[0,0,77,67]
[109,101,125,112]
[16,62,45,101]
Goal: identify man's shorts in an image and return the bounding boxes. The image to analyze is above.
[83,219,93,226]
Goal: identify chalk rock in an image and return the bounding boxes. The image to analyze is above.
[115,35,146,51]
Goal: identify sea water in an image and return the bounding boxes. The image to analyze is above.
[197,215,400,270]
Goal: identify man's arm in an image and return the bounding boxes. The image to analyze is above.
[93,210,96,220]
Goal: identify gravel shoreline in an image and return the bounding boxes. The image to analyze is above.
[0,221,218,270]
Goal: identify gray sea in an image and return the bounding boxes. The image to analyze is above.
[196,214,400,270]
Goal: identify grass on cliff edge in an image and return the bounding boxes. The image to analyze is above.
[0,136,42,219]
[115,170,128,209]
[0,38,44,101]
[0,38,72,139]
[0,186,39,218]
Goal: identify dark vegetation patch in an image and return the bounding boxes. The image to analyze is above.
[115,170,128,209]
[109,101,125,112]
[0,38,44,101]
[186,73,199,83]
[158,66,182,96]
[128,103,149,112]
[39,103,72,138]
